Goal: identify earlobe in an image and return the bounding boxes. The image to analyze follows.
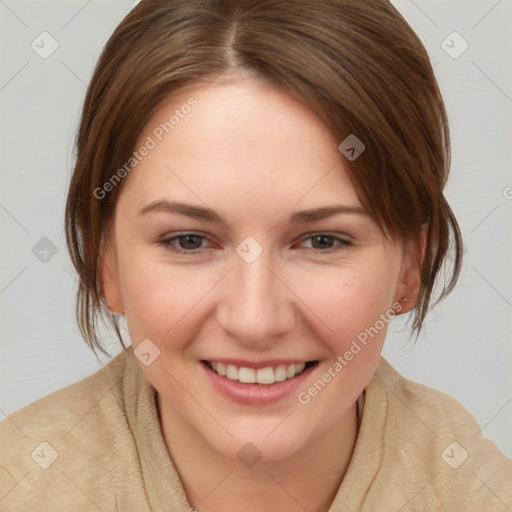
[99,236,124,315]
[394,229,425,315]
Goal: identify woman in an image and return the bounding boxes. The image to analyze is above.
[1,0,510,510]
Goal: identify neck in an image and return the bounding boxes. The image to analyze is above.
[158,395,359,512]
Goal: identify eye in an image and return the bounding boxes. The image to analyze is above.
[158,233,211,254]
[157,232,353,256]
[297,233,353,253]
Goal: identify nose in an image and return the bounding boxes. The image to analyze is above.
[216,250,295,349]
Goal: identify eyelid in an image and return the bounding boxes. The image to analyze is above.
[295,232,353,252]
[297,231,353,243]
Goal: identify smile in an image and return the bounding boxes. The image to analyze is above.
[203,360,317,385]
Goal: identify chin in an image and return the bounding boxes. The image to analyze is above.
[199,410,324,464]
[218,427,310,465]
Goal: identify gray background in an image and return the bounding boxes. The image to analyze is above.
[1,0,511,458]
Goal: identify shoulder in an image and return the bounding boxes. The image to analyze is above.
[0,349,148,510]
[369,357,512,510]
[0,349,132,443]
[376,357,484,436]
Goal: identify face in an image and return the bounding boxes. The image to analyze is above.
[101,77,420,461]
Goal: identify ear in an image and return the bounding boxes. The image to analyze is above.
[393,226,426,315]
[99,226,124,314]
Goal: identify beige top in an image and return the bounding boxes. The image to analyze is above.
[1,347,511,511]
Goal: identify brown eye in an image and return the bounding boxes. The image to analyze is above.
[175,234,204,250]
[311,235,335,250]
[298,233,352,253]
[158,233,210,254]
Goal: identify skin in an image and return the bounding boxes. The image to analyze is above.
[100,76,421,512]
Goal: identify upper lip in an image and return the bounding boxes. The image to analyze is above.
[202,358,318,370]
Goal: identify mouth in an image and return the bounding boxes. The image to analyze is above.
[201,360,318,385]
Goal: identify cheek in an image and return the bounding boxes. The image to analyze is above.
[291,263,398,430]
[117,247,221,342]
[291,258,399,352]
[117,234,400,357]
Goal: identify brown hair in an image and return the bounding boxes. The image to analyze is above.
[65,0,462,357]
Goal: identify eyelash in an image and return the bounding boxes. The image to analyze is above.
[157,232,353,255]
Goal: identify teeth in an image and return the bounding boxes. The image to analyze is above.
[256,367,275,384]
[208,361,309,384]
[239,367,256,383]
[217,362,226,377]
[274,364,287,382]
[226,364,238,380]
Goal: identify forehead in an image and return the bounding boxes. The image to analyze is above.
[120,78,360,216]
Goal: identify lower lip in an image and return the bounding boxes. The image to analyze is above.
[201,361,318,405]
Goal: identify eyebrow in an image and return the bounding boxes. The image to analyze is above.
[138,200,367,225]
